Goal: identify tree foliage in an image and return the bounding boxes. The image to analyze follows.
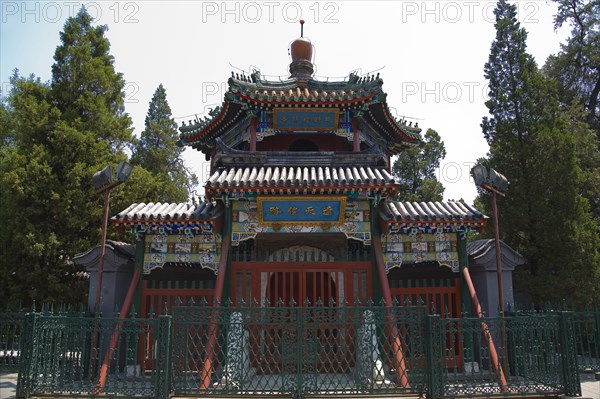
[544,0,600,224]
[0,8,194,307]
[544,0,600,136]
[131,84,197,202]
[392,128,446,202]
[479,0,600,307]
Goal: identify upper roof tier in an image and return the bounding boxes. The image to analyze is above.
[179,71,422,153]
[178,24,422,156]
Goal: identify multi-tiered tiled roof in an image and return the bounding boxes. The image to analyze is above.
[179,71,421,155]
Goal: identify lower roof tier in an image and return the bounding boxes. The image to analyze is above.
[110,198,487,237]
[204,165,396,198]
[379,200,487,232]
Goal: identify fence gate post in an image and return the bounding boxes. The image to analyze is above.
[16,312,37,399]
[559,311,581,396]
[155,314,173,399]
[425,314,443,399]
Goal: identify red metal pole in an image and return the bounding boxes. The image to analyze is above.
[95,268,142,392]
[462,266,508,390]
[372,233,410,389]
[94,190,111,316]
[200,234,230,389]
[491,191,504,316]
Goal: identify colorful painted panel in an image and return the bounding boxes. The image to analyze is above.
[273,108,339,130]
[143,234,222,274]
[381,233,460,272]
[232,198,371,244]
[128,223,214,241]
[257,196,345,225]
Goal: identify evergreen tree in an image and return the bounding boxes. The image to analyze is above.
[480,0,600,307]
[0,8,136,307]
[51,9,132,149]
[0,9,201,306]
[392,128,446,202]
[544,0,600,136]
[131,84,197,202]
[543,0,600,223]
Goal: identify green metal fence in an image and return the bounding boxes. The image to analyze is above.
[572,309,600,372]
[0,311,24,372]
[14,308,171,399]
[3,304,592,399]
[171,300,427,396]
[510,306,600,373]
[435,313,580,398]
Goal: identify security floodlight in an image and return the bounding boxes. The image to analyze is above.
[92,166,113,190]
[92,161,131,317]
[116,161,132,183]
[490,169,509,192]
[470,163,508,320]
[471,164,488,187]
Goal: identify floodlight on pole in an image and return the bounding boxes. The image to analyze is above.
[92,161,131,317]
[471,163,488,187]
[471,163,509,316]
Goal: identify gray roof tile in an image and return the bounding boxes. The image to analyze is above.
[112,202,224,225]
[204,165,395,194]
[381,200,487,226]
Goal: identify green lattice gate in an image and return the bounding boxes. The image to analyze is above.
[171,302,428,397]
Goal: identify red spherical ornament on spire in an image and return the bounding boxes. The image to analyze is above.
[290,20,313,63]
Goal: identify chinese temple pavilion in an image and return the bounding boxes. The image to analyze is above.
[111,22,488,387]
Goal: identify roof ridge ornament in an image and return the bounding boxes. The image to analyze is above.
[289,20,314,82]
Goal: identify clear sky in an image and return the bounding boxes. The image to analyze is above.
[0,0,569,204]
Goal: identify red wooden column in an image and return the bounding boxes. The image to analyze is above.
[200,232,231,389]
[250,116,258,152]
[372,233,410,389]
[462,266,508,391]
[352,117,360,152]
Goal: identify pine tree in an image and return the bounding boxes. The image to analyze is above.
[131,84,197,202]
[0,8,136,306]
[480,0,600,307]
[392,128,446,202]
[543,0,600,223]
[544,0,600,136]
[51,9,132,149]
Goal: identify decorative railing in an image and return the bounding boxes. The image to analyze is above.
[0,310,24,372]
[171,300,427,396]
[572,310,600,373]
[1,303,596,398]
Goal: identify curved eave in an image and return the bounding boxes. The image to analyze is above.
[366,103,421,151]
[179,102,245,149]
